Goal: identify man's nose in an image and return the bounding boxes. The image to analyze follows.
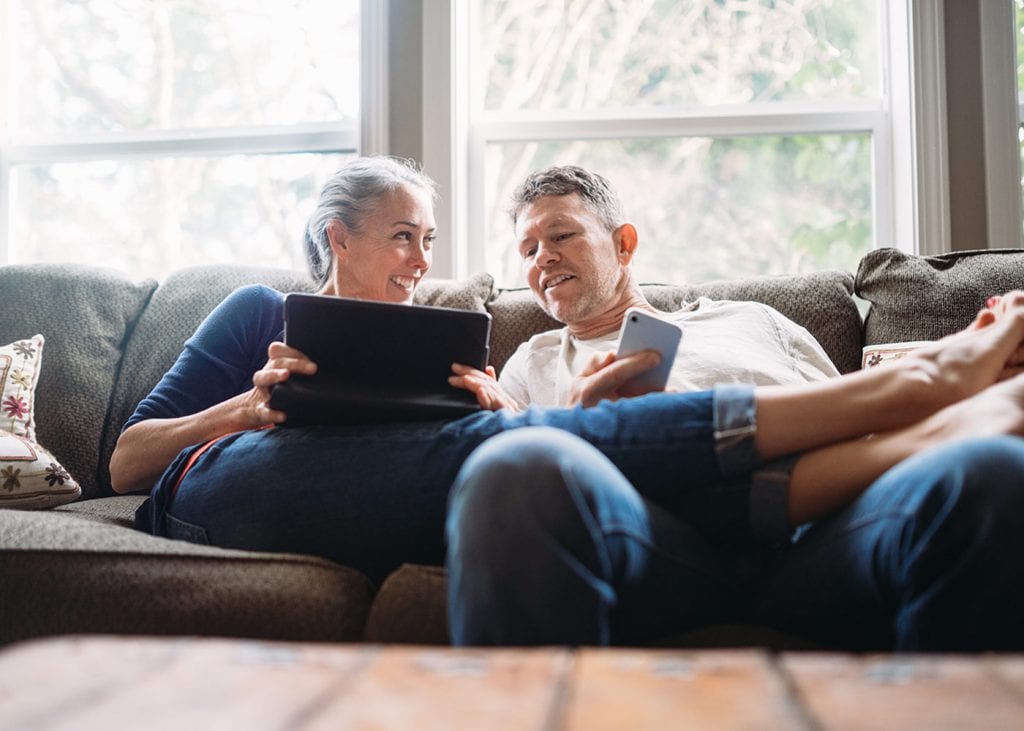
[535,241,559,267]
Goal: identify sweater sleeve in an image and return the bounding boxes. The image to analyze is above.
[123,285,285,430]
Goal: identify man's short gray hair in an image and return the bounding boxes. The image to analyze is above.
[509,165,624,232]
[304,156,438,288]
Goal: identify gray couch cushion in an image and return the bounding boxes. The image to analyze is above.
[0,264,156,499]
[414,272,493,313]
[856,248,1024,346]
[488,270,862,375]
[0,496,374,645]
[100,266,315,495]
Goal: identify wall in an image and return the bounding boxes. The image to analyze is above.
[944,0,989,251]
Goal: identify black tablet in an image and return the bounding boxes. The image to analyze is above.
[268,293,492,425]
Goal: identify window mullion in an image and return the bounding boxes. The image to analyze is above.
[360,0,388,155]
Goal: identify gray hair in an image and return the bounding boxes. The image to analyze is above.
[304,156,439,288]
[509,165,624,232]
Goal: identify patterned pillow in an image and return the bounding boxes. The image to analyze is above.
[0,335,44,441]
[0,429,80,509]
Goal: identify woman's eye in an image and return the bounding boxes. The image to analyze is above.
[395,231,412,241]
[424,235,436,249]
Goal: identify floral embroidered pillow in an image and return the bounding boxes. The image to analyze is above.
[0,429,80,510]
[0,335,44,441]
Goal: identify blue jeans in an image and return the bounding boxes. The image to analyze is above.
[446,428,1024,651]
[137,387,772,585]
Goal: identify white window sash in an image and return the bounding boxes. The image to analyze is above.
[0,0,386,267]
[428,0,935,280]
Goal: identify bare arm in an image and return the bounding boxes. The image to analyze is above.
[109,341,316,494]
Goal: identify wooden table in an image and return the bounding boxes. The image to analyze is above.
[1,636,1023,730]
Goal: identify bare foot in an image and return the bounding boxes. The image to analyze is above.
[891,293,1024,414]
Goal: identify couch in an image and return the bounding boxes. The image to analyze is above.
[2,247,1023,648]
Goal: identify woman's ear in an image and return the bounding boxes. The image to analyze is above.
[614,223,639,264]
[327,221,349,263]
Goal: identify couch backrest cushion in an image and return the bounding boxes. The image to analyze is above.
[488,270,862,375]
[0,264,156,498]
[855,248,1024,345]
[100,268,494,495]
[101,266,315,496]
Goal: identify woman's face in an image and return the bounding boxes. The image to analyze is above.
[328,184,436,304]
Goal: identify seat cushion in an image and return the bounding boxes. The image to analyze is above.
[0,496,374,646]
[365,563,450,644]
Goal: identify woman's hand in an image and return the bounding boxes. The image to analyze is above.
[449,363,521,412]
[568,350,662,407]
[245,341,318,425]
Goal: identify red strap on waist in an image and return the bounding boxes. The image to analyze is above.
[169,424,274,500]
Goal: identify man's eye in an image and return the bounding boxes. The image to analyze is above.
[522,247,537,259]
[395,231,412,241]
[555,232,573,242]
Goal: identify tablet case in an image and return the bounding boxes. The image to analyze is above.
[268,293,492,425]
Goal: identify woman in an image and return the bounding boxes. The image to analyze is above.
[113,156,1024,606]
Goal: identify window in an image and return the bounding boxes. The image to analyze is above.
[0,0,372,280]
[443,0,912,287]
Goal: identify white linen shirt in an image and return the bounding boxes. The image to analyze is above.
[498,297,840,408]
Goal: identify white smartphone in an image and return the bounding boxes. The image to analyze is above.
[616,308,683,393]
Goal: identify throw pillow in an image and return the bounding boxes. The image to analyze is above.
[0,334,44,441]
[0,429,80,509]
[861,341,931,369]
[855,248,1024,346]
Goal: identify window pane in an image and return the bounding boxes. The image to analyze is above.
[477,0,878,112]
[10,153,351,280]
[13,0,359,134]
[484,136,872,287]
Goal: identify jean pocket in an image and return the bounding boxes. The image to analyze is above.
[164,511,211,545]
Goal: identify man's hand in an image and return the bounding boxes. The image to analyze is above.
[568,350,663,407]
[245,341,317,425]
[449,363,522,412]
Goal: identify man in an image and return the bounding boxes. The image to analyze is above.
[450,165,837,412]
[445,166,1024,651]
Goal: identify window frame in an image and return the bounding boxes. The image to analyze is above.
[424,0,948,280]
[0,0,389,268]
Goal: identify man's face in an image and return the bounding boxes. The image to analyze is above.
[515,193,627,325]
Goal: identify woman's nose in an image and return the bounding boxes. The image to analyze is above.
[409,241,430,270]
